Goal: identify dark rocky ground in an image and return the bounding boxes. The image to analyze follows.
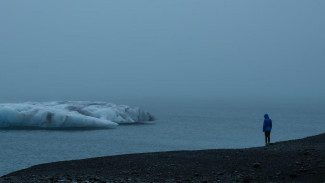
[1,133,325,183]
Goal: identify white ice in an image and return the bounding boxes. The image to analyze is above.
[0,101,154,129]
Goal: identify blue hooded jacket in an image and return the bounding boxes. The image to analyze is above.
[263,114,272,132]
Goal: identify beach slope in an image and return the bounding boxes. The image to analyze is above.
[1,133,325,182]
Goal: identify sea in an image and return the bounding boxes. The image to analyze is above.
[1,97,324,176]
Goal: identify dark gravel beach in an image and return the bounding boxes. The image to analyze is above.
[1,133,325,183]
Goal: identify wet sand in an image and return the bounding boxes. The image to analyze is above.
[1,133,325,183]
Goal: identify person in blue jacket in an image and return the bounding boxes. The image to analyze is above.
[263,114,272,145]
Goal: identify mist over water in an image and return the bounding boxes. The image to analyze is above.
[1,0,325,101]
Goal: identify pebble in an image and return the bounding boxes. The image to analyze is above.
[243,177,250,183]
[299,167,308,173]
[253,163,261,168]
[194,173,201,177]
[218,171,225,175]
[289,173,297,178]
[295,161,303,166]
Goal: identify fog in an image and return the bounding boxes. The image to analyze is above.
[0,0,324,102]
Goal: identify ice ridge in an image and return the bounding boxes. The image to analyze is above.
[0,101,154,129]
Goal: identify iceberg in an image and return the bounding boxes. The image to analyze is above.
[0,101,154,129]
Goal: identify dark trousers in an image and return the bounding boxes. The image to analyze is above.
[264,131,271,144]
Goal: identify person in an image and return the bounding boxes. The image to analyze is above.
[263,114,272,145]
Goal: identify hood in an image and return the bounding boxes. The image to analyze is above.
[264,114,269,119]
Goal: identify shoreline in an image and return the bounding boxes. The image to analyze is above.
[1,133,325,183]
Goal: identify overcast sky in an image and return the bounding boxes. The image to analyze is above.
[0,0,324,102]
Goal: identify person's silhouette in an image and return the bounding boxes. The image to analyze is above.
[263,114,272,145]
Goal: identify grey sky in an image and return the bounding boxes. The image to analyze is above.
[0,0,324,102]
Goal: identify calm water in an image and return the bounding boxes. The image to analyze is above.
[1,98,324,176]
